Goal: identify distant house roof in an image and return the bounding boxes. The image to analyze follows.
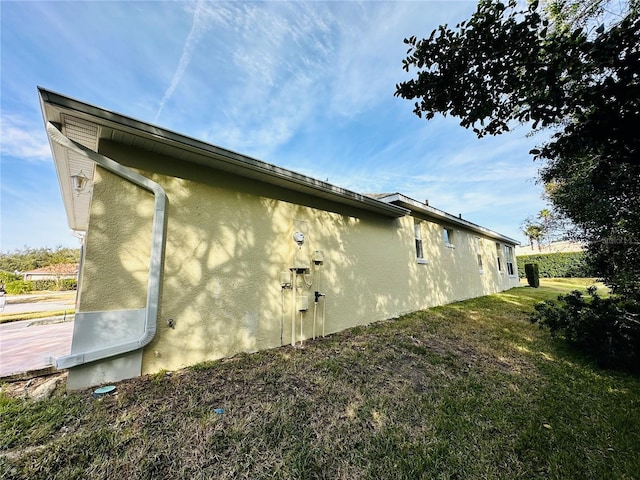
[22,263,79,277]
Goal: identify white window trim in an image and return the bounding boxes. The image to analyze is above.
[504,245,516,277]
[476,238,484,273]
[414,221,428,263]
[443,227,455,248]
[495,242,504,274]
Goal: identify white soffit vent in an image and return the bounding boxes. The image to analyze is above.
[61,115,99,231]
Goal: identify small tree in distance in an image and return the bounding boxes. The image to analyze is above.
[522,222,543,251]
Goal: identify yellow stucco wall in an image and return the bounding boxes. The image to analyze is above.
[77,141,519,376]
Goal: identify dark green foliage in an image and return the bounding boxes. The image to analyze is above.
[31,280,57,291]
[525,263,540,288]
[0,247,80,273]
[517,251,595,278]
[395,0,640,302]
[531,287,640,373]
[60,278,78,291]
[30,279,77,291]
[5,280,33,295]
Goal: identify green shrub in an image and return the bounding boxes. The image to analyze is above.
[517,251,595,278]
[32,280,57,291]
[531,287,640,373]
[27,278,77,291]
[525,263,540,288]
[5,280,34,295]
[0,270,20,285]
[60,278,77,291]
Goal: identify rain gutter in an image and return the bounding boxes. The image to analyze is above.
[46,122,167,370]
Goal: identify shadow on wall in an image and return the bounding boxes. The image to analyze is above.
[84,140,515,374]
[79,166,153,314]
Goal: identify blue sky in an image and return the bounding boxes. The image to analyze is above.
[1,1,549,252]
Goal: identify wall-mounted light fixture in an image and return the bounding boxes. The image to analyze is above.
[70,170,89,195]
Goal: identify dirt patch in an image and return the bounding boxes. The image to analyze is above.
[1,372,68,399]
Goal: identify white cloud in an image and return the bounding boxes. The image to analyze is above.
[0,115,51,161]
[154,0,216,122]
[196,2,339,155]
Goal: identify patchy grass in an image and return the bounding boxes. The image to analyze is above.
[0,310,75,324]
[1,280,638,479]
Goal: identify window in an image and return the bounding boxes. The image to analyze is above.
[475,237,484,273]
[495,242,503,272]
[414,221,427,264]
[504,245,515,276]
[443,227,455,248]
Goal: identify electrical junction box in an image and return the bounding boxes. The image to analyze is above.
[280,271,291,287]
[313,250,324,265]
[291,253,310,273]
[297,295,309,311]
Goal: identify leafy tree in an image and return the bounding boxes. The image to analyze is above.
[395,0,640,300]
[0,247,80,273]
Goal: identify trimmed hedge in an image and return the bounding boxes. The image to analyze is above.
[60,278,78,290]
[4,278,77,294]
[525,263,540,288]
[32,280,57,291]
[517,251,595,278]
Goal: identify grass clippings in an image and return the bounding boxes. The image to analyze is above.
[1,280,638,479]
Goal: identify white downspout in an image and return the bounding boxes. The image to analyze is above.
[46,122,167,370]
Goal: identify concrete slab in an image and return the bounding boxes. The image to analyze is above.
[0,319,73,377]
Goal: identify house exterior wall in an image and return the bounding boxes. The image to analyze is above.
[74,140,519,384]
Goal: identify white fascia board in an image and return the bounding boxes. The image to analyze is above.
[379,193,520,246]
[38,88,408,219]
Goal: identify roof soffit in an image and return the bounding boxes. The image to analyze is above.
[39,88,408,220]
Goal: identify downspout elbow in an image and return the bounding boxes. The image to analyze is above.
[46,122,167,369]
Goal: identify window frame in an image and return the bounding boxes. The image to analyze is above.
[475,237,484,273]
[443,227,455,248]
[495,242,503,273]
[504,245,515,276]
[414,221,428,264]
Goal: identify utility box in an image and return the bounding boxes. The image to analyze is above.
[297,294,309,311]
[313,250,324,265]
[291,253,310,273]
[279,271,291,288]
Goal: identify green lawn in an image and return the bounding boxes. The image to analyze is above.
[1,279,638,479]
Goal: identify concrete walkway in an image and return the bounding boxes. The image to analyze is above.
[0,318,73,377]
[1,292,75,315]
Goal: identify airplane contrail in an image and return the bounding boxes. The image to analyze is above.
[154,0,209,123]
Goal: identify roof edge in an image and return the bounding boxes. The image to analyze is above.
[38,87,408,219]
[378,193,520,245]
